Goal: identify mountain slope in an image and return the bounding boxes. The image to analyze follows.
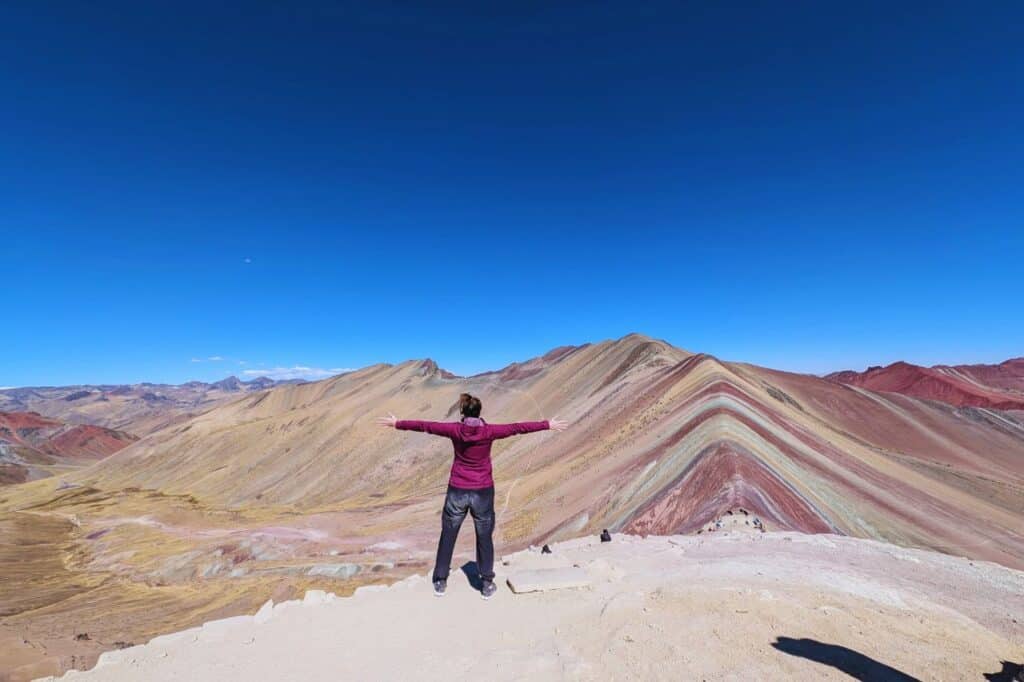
[73,334,689,509]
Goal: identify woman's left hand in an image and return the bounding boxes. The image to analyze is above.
[376,413,398,428]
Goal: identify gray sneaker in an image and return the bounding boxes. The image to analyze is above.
[433,579,446,597]
[480,580,497,600]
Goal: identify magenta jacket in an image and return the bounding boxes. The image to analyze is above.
[396,416,550,489]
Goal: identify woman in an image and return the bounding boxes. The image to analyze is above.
[377,393,568,599]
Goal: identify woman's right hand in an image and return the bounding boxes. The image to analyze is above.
[376,413,398,428]
[548,416,569,432]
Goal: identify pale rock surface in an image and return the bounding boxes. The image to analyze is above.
[39,532,1024,681]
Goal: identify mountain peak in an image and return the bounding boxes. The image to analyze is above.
[213,376,244,392]
[604,332,691,363]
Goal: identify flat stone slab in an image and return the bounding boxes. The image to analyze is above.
[506,567,591,594]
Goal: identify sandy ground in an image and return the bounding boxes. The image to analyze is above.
[39,531,1024,681]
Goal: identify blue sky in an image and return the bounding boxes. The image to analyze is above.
[2,1,1022,386]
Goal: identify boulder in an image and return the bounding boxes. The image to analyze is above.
[506,567,591,594]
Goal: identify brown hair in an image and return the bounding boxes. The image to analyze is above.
[459,393,482,418]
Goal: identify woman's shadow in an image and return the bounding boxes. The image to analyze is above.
[459,561,485,590]
[984,661,1024,681]
[773,638,1023,682]
[772,637,918,681]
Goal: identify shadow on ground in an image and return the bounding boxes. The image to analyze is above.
[984,661,1024,681]
[772,637,919,681]
[459,561,483,590]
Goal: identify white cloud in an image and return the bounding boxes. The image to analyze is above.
[0,386,15,390]
[242,366,354,381]
[191,358,202,363]
[238,360,247,365]
[208,356,224,361]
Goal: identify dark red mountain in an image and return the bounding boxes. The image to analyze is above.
[0,411,137,485]
[826,358,1024,410]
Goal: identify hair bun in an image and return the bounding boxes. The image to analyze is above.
[458,393,482,418]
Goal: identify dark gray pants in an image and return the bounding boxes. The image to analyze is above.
[432,485,495,583]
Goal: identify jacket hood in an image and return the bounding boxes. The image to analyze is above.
[457,416,489,442]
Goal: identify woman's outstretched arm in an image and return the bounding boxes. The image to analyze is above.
[489,416,568,439]
[376,413,459,438]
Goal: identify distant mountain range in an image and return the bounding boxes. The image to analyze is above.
[0,376,306,437]
[826,358,1024,411]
